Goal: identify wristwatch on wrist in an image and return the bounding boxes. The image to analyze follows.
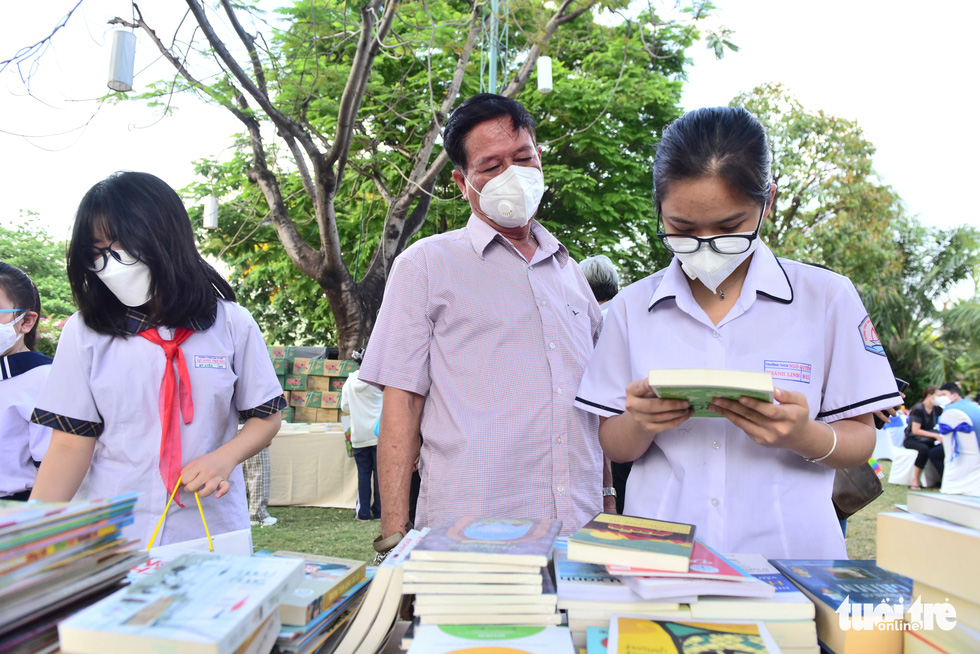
[602,486,617,497]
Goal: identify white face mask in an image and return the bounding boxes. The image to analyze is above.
[674,231,761,294]
[0,312,26,354]
[465,165,545,228]
[934,395,951,408]
[95,252,154,307]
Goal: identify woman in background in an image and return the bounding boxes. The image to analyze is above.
[903,385,944,490]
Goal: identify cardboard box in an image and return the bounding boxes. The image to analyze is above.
[283,374,307,391]
[339,360,360,376]
[306,375,334,391]
[280,407,294,423]
[271,357,287,374]
[268,345,295,359]
[318,391,341,409]
[317,409,341,423]
[291,406,319,423]
[328,377,346,391]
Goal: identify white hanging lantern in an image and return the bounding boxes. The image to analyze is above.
[107,30,136,92]
[537,56,553,94]
[204,195,219,230]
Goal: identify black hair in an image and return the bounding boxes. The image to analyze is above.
[940,382,962,397]
[653,106,772,211]
[0,261,42,351]
[443,93,536,173]
[579,255,620,303]
[67,171,235,335]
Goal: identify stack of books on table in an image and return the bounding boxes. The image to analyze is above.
[57,551,304,654]
[877,491,980,653]
[554,536,692,650]
[404,516,564,628]
[258,551,370,654]
[564,513,820,653]
[0,493,145,654]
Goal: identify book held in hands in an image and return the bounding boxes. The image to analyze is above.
[648,368,774,418]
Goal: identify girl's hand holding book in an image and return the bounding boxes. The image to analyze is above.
[708,386,812,451]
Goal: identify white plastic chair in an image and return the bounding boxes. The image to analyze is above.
[938,407,980,496]
[887,415,940,488]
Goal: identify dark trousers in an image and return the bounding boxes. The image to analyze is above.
[904,436,945,478]
[353,446,381,520]
[1,489,31,501]
[612,461,632,515]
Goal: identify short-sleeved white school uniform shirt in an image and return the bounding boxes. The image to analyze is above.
[574,243,901,559]
[0,352,53,496]
[32,300,285,546]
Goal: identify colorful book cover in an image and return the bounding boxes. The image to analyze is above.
[648,369,773,418]
[409,516,561,567]
[270,551,366,626]
[606,540,750,581]
[586,626,609,654]
[687,553,815,620]
[568,514,695,571]
[768,559,912,611]
[608,616,779,653]
[407,625,575,653]
[58,553,304,654]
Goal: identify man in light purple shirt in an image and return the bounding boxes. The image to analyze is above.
[359,94,614,550]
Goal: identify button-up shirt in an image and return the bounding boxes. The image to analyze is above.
[575,243,901,558]
[359,215,603,535]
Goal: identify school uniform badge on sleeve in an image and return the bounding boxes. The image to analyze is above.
[859,315,885,356]
[194,354,229,369]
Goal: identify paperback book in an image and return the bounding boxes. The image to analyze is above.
[408,516,561,568]
[770,559,912,654]
[688,553,815,621]
[567,513,695,572]
[406,624,575,654]
[267,551,366,627]
[57,553,304,654]
[607,615,780,653]
[906,491,980,531]
[648,368,774,418]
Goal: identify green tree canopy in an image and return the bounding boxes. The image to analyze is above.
[0,215,74,319]
[170,0,718,344]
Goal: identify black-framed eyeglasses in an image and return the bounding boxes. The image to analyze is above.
[86,242,139,272]
[656,203,767,255]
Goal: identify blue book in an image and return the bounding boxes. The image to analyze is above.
[769,559,912,654]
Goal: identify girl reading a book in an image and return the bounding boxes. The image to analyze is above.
[0,262,53,501]
[574,106,901,559]
[30,171,286,547]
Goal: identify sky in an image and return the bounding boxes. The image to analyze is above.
[2,0,978,243]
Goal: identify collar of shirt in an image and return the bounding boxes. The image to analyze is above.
[648,242,793,313]
[0,350,53,380]
[465,214,569,267]
[122,300,218,334]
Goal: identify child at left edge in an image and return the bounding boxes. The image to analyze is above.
[29,171,286,547]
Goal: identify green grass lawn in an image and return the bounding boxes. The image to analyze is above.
[251,459,926,563]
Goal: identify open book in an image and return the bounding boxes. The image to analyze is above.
[648,369,774,418]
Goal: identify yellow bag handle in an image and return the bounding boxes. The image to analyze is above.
[145,474,214,552]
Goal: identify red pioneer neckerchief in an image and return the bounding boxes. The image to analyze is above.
[139,326,195,507]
